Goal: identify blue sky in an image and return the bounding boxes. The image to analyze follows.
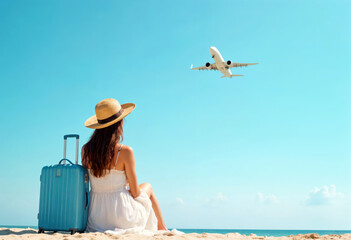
[0,0,350,230]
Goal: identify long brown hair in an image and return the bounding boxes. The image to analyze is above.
[82,119,124,177]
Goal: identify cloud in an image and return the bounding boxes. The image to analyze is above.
[256,192,279,205]
[305,184,344,206]
[204,192,228,207]
[176,197,185,205]
[215,192,228,201]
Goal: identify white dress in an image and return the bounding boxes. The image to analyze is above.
[86,145,158,233]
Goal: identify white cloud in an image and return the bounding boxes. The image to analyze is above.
[176,197,185,205]
[204,192,228,207]
[215,192,228,201]
[305,184,344,206]
[256,192,279,205]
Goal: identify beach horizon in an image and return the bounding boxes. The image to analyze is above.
[1,226,351,239]
[1,227,351,240]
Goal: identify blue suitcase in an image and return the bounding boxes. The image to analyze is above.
[38,134,89,234]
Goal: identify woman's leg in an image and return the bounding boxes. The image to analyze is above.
[140,183,167,231]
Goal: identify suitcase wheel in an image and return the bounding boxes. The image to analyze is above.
[69,229,78,235]
[38,228,44,234]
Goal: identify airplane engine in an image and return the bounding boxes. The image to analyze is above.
[227,60,231,66]
[205,62,211,68]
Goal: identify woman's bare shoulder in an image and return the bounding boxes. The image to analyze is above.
[119,144,134,164]
[120,144,133,152]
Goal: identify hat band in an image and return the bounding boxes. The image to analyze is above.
[97,108,124,124]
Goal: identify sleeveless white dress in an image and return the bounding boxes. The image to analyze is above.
[86,145,158,233]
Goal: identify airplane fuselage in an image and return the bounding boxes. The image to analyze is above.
[209,47,232,77]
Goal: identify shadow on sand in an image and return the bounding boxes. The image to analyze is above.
[0,228,37,235]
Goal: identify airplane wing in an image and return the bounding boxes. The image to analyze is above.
[191,63,218,70]
[226,62,259,69]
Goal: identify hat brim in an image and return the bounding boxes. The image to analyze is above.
[84,103,135,129]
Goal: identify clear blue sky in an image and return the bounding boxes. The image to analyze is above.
[0,0,350,230]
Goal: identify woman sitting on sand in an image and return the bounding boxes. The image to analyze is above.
[81,98,167,233]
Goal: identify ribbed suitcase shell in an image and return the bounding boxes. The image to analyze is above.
[38,164,89,233]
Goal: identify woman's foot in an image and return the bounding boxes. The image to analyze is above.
[158,226,168,231]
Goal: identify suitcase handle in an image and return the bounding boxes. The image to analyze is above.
[85,192,89,209]
[64,134,79,140]
[58,158,74,165]
[63,134,79,165]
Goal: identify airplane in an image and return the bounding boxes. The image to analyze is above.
[191,46,259,78]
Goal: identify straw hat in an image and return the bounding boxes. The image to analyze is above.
[85,98,135,129]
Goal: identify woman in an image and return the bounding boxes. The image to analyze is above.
[82,98,167,233]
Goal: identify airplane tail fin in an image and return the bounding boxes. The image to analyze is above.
[221,74,244,78]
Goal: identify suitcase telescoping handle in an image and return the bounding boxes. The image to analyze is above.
[63,134,79,165]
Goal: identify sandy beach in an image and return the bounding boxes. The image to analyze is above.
[0,228,350,240]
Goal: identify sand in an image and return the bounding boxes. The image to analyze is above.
[0,228,350,240]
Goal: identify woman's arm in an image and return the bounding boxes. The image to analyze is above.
[124,146,141,198]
